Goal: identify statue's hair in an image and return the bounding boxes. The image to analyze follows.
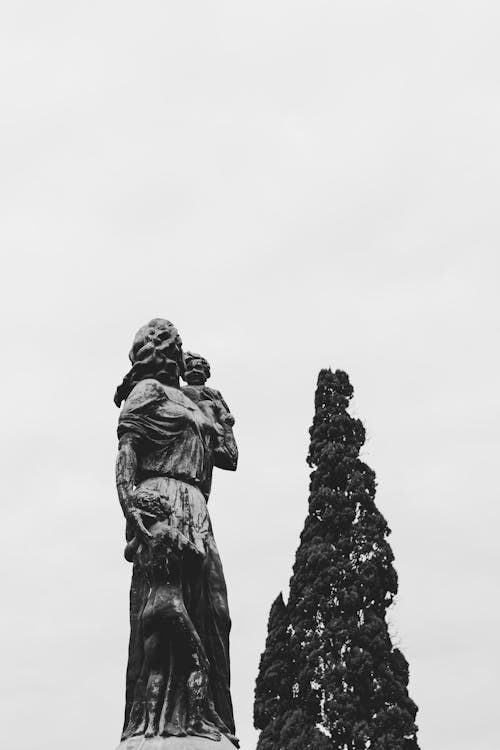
[114,318,184,406]
[183,351,211,380]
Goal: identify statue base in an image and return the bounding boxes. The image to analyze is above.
[116,736,238,750]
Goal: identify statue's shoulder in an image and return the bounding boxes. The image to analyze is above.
[204,386,223,401]
[123,378,166,410]
[204,386,231,414]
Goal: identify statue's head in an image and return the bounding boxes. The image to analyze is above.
[114,318,184,406]
[129,318,184,381]
[183,351,211,386]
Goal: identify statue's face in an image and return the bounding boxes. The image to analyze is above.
[158,349,183,385]
[185,358,208,385]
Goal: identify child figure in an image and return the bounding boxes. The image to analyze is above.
[182,352,238,500]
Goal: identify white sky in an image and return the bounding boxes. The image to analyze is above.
[1,2,499,749]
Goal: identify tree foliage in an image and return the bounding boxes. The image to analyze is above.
[254,369,419,749]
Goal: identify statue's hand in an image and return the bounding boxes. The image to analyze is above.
[128,507,153,542]
[207,401,235,428]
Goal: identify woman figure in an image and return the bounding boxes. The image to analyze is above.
[114,319,237,745]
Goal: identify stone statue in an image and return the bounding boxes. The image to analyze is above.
[182,352,237,502]
[114,320,239,750]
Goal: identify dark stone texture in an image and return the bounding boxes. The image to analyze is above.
[114,321,239,748]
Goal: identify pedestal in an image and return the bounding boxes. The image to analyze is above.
[116,736,238,750]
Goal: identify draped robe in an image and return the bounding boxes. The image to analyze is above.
[117,378,236,740]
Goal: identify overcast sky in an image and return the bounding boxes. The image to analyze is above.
[1,2,499,749]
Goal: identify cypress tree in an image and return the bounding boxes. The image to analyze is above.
[254,369,419,749]
[253,594,291,750]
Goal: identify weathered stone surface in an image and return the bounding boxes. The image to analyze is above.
[114,320,239,746]
[116,736,237,750]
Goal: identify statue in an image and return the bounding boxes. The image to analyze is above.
[114,320,239,750]
[182,352,237,502]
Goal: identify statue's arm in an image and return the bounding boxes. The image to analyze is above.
[213,424,238,471]
[200,395,237,472]
[116,433,151,540]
